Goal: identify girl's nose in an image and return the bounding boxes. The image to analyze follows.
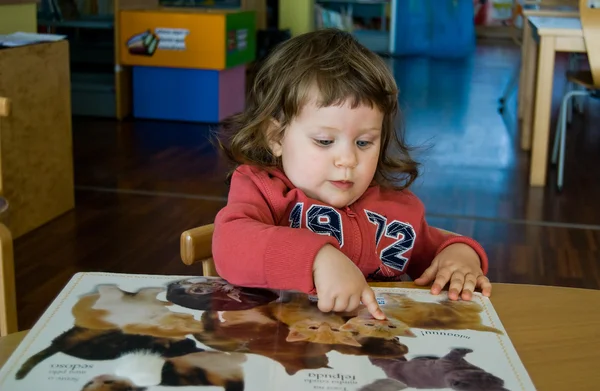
[335,146,358,168]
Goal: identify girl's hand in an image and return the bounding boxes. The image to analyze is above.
[313,244,385,319]
[414,243,492,301]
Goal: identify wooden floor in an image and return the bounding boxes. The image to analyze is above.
[13,41,600,330]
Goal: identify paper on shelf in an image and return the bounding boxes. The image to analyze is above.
[0,32,66,47]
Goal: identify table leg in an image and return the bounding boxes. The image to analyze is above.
[518,19,530,120]
[529,36,556,187]
[520,21,538,151]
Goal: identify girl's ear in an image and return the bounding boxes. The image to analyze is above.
[266,118,283,157]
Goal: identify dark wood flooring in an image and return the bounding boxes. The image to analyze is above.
[13,41,600,330]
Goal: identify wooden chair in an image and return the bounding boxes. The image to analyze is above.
[551,0,600,190]
[0,99,18,336]
[0,222,17,337]
[180,224,460,278]
[0,146,18,337]
[180,223,218,277]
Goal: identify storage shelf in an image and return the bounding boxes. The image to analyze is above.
[38,16,114,30]
[353,29,389,53]
[71,72,116,118]
[316,0,389,4]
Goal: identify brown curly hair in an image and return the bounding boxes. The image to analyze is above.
[217,28,419,190]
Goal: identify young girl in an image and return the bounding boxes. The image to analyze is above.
[212,29,491,319]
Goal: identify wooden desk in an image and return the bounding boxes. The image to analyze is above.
[519,16,586,186]
[0,330,26,368]
[2,283,600,390]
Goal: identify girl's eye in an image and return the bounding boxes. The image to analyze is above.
[315,139,333,146]
[357,140,372,147]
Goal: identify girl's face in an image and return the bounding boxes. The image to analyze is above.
[270,98,383,208]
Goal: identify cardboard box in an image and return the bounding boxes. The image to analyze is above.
[132,65,246,123]
[120,8,256,70]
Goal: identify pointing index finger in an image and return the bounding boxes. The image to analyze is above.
[361,287,386,320]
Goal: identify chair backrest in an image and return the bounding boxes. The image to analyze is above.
[180,224,218,277]
[581,0,600,86]
[0,117,18,336]
[0,98,9,118]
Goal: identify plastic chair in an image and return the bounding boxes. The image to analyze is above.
[551,0,600,191]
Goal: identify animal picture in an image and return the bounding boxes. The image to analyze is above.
[267,294,361,346]
[370,348,509,391]
[80,350,247,391]
[339,306,416,340]
[195,310,333,375]
[15,327,204,380]
[72,285,206,339]
[379,293,504,334]
[211,292,365,347]
[358,378,408,391]
[166,277,279,311]
[195,309,409,375]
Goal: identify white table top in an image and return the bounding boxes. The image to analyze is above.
[522,7,579,18]
[529,16,583,36]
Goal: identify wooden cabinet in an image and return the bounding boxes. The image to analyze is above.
[0,40,75,238]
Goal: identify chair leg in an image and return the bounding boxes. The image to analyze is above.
[574,85,586,114]
[551,99,563,165]
[566,54,580,124]
[567,54,586,115]
[566,82,574,124]
[557,96,569,191]
[556,90,590,191]
[0,222,17,336]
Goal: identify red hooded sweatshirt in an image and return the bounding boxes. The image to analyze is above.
[212,165,488,293]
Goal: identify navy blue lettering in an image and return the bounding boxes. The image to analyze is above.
[365,210,387,246]
[380,221,416,271]
[306,205,343,247]
[289,203,303,229]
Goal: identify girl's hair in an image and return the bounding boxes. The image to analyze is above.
[217,28,419,190]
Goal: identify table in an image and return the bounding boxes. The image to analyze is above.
[2,283,600,390]
[0,330,26,369]
[519,15,586,186]
[517,6,579,125]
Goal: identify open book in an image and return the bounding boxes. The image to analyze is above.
[0,272,536,390]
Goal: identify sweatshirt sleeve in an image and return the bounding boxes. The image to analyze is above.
[212,168,338,293]
[406,199,489,280]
